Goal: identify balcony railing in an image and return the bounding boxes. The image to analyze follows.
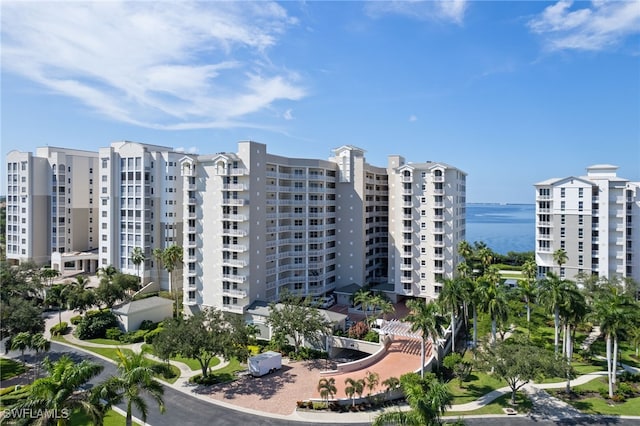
[222,288,247,298]
[222,304,245,313]
[222,274,247,283]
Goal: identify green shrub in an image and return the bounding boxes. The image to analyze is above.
[50,322,68,336]
[144,328,164,344]
[617,382,635,396]
[119,329,148,344]
[105,327,123,340]
[363,330,380,343]
[70,315,83,325]
[151,363,178,380]
[189,374,220,386]
[139,320,158,331]
[619,371,640,383]
[75,310,118,340]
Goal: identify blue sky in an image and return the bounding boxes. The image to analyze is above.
[1,1,639,203]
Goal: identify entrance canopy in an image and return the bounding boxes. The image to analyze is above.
[380,319,424,340]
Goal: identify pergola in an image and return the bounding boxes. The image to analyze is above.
[380,319,431,378]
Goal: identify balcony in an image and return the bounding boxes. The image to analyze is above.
[537,194,551,200]
[223,183,247,191]
[187,211,197,219]
[223,244,247,252]
[222,304,245,313]
[401,176,413,183]
[222,229,247,237]
[188,226,197,233]
[222,274,247,283]
[433,240,445,247]
[186,269,197,277]
[538,221,551,227]
[433,189,444,195]
[400,251,413,258]
[187,183,196,191]
[186,240,197,248]
[222,288,247,298]
[402,201,413,208]
[400,276,413,283]
[223,214,247,221]
[400,264,413,271]
[538,208,551,213]
[433,228,444,234]
[222,198,247,206]
[538,234,553,241]
[188,198,196,205]
[433,215,444,221]
[433,202,445,208]
[222,258,247,267]
[433,253,444,260]
[432,176,444,183]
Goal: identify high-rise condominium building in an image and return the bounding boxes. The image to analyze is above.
[535,164,640,283]
[387,157,467,300]
[5,147,98,265]
[98,141,192,291]
[180,141,465,315]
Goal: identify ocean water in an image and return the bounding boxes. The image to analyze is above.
[465,204,535,254]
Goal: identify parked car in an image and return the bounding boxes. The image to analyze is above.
[312,295,335,309]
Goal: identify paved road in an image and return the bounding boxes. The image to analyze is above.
[4,343,638,426]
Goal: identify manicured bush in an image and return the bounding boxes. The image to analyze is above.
[75,310,118,340]
[105,327,123,340]
[119,329,148,344]
[70,315,83,325]
[363,330,380,343]
[189,374,220,386]
[139,320,158,331]
[50,321,68,336]
[144,327,164,344]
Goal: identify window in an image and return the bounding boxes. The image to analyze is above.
[578,201,583,211]
[578,241,583,252]
[578,215,583,225]
[561,201,566,211]
[578,228,584,238]
[561,188,565,197]
[561,215,565,224]
[578,255,583,266]
[578,188,583,198]
[560,227,566,238]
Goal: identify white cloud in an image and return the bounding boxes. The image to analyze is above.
[409,115,418,122]
[283,109,294,120]
[0,1,306,129]
[365,0,467,25]
[528,0,640,51]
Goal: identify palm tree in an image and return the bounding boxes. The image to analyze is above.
[477,247,494,275]
[538,272,568,356]
[365,370,380,400]
[156,245,183,317]
[438,277,466,353]
[130,247,146,285]
[344,377,365,407]
[373,374,452,426]
[353,290,373,323]
[382,376,400,396]
[45,283,70,326]
[457,240,473,264]
[13,354,105,425]
[98,348,165,426]
[593,285,636,398]
[517,260,538,325]
[97,265,118,282]
[370,293,395,321]
[405,299,446,377]
[66,275,95,314]
[40,267,60,287]
[11,331,32,365]
[553,249,568,275]
[559,283,586,393]
[30,333,50,383]
[477,266,508,345]
[317,377,337,408]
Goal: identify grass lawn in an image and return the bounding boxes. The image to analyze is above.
[70,408,142,425]
[141,343,218,371]
[446,370,506,405]
[84,338,123,346]
[1,358,27,381]
[52,336,180,384]
[446,393,533,416]
[549,376,640,416]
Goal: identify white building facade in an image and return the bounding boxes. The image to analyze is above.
[98,141,191,291]
[180,141,465,314]
[5,147,98,265]
[535,164,640,283]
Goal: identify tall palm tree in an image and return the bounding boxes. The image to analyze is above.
[45,283,70,326]
[30,333,50,383]
[477,247,494,275]
[317,377,337,407]
[477,266,508,345]
[98,348,165,426]
[538,272,568,356]
[405,299,446,377]
[518,260,538,325]
[457,240,473,264]
[13,354,106,425]
[130,247,146,285]
[344,377,365,407]
[97,265,118,282]
[438,277,466,353]
[553,249,568,275]
[11,331,32,365]
[373,374,452,426]
[593,285,635,398]
[40,267,60,287]
[353,290,373,323]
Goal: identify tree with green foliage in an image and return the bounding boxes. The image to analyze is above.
[553,249,568,271]
[130,247,146,285]
[365,370,380,400]
[344,377,365,407]
[476,266,508,345]
[12,354,106,425]
[30,333,50,383]
[153,245,183,316]
[443,352,472,387]
[317,377,337,407]
[95,272,138,308]
[97,348,165,426]
[1,297,45,346]
[11,331,32,365]
[538,272,569,356]
[382,376,400,395]
[266,293,332,354]
[40,267,61,287]
[45,283,71,325]
[478,337,565,404]
[517,260,538,325]
[353,289,373,323]
[373,372,452,426]
[438,277,466,353]
[405,299,446,377]
[66,275,96,314]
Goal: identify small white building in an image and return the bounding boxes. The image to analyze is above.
[112,296,173,332]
